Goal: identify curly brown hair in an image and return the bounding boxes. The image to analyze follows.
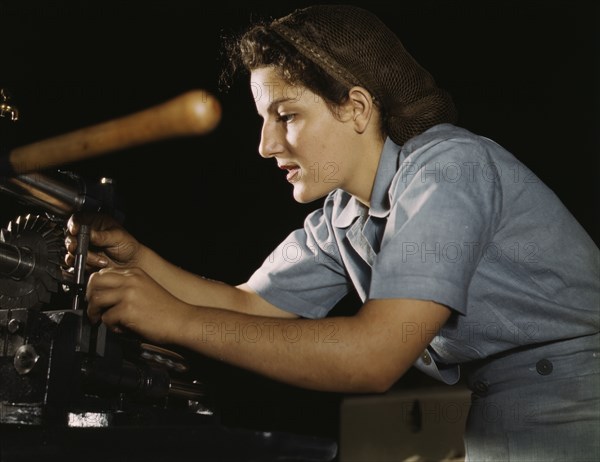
[221,5,457,145]
[220,21,385,128]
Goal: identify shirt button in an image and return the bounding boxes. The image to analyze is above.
[421,350,432,365]
[536,359,553,376]
[473,380,489,395]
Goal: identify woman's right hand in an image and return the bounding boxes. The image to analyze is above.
[65,212,141,270]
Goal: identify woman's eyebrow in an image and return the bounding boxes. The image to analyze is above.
[267,97,295,111]
[256,97,296,117]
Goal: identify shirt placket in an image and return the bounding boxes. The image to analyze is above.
[346,214,377,268]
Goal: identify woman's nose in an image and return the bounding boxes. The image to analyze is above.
[258,121,283,158]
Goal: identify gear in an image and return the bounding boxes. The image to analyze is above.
[0,214,64,309]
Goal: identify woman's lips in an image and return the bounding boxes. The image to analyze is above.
[286,167,300,182]
[279,164,301,182]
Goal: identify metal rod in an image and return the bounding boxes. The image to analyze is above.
[72,224,90,311]
[0,241,35,279]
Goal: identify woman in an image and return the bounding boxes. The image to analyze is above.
[68,5,599,461]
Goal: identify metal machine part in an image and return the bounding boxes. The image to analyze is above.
[0,308,212,427]
[0,211,214,426]
[0,171,86,216]
[0,89,218,430]
[0,210,214,428]
[0,214,64,309]
[0,170,121,219]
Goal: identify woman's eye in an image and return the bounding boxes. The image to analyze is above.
[277,113,295,123]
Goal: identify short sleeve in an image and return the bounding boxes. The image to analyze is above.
[369,138,502,314]
[246,207,352,319]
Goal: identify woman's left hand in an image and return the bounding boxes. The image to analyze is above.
[85,266,192,344]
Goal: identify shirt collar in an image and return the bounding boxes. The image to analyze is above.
[369,137,402,218]
[332,137,402,228]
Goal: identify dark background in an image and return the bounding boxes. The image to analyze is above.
[1,0,598,446]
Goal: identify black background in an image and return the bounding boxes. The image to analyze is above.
[1,0,599,445]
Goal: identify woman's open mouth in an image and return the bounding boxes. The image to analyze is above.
[279,164,301,183]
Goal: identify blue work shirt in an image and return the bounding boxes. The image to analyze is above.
[247,123,600,384]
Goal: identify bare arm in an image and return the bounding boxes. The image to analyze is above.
[135,245,297,318]
[66,214,295,318]
[86,267,450,393]
[173,298,450,393]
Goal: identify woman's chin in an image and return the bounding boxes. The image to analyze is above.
[292,185,329,204]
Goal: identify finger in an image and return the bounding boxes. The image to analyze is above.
[65,234,77,254]
[67,212,94,234]
[110,325,124,334]
[66,233,109,268]
[86,287,125,323]
[100,309,127,333]
[86,268,130,291]
[65,249,108,269]
[85,250,109,268]
[89,228,124,248]
[68,212,115,235]
[86,270,129,321]
[67,214,79,235]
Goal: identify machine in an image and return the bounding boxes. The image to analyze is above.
[0,87,337,462]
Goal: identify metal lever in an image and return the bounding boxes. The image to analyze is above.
[73,224,93,353]
[72,224,90,311]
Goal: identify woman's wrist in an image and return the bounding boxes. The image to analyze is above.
[133,243,154,269]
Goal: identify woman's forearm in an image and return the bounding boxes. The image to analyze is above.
[135,245,292,317]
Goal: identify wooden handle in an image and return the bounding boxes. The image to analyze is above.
[6,90,221,175]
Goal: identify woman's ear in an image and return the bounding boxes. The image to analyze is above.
[347,86,375,134]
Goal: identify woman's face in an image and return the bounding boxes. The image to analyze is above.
[251,66,367,204]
